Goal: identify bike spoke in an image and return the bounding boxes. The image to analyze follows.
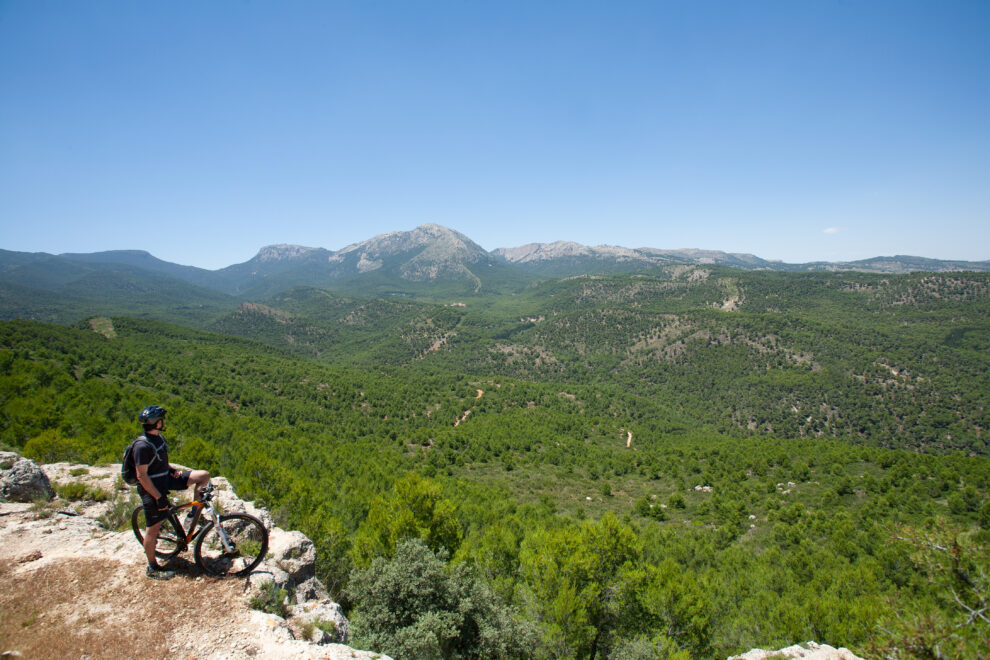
[195,514,268,577]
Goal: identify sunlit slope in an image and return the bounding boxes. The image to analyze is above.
[210,268,990,455]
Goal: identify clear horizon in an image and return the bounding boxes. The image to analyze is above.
[2,1,988,270]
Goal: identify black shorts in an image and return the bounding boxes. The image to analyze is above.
[139,471,191,527]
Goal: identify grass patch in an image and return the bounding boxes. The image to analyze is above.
[53,480,110,502]
[31,497,59,519]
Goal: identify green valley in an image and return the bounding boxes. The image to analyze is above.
[1,259,988,659]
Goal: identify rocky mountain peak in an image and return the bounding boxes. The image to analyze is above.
[494,241,649,264]
[330,223,492,281]
[337,224,486,259]
[255,244,322,262]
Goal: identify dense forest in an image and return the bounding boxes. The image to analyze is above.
[1,266,988,659]
[215,268,990,455]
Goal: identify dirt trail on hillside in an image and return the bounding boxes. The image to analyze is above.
[454,390,484,427]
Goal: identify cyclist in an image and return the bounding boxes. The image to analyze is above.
[133,404,211,580]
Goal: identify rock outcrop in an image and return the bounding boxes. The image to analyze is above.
[728,641,865,660]
[0,451,55,502]
[0,455,390,660]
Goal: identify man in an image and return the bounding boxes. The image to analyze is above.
[133,404,210,580]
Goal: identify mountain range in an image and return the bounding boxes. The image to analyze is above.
[2,223,988,323]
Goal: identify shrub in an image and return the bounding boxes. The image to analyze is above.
[53,481,90,500]
[249,581,289,619]
[98,489,140,531]
[300,617,336,641]
[314,617,336,637]
[634,496,667,521]
[23,430,93,464]
[347,538,535,659]
[53,481,110,502]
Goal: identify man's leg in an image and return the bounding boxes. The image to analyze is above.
[188,469,210,499]
[144,519,163,566]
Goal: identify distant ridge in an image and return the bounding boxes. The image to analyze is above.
[1,225,988,310]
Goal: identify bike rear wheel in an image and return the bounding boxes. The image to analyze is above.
[131,505,183,561]
[194,513,268,577]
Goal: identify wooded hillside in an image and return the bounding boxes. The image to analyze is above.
[1,301,988,658]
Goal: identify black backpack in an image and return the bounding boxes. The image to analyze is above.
[120,436,162,486]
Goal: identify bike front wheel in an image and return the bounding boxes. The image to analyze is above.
[194,513,269,577]
[131,505,183,561]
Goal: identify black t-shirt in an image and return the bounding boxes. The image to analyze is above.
[133,434,170,478]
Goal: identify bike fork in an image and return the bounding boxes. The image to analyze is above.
[208,509,235,552]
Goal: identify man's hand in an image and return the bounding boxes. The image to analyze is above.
[156,495,170,511]
[170,469,180,479]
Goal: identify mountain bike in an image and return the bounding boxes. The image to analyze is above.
[131,483,269,577]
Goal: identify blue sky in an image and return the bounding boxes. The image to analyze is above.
[1,1,988,270]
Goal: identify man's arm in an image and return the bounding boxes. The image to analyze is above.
[136,464,167,508]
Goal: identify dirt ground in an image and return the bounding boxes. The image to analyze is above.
[0,501,269,659]
[0,464,386,660]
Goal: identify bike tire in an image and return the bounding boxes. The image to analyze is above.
[130,505,183,561]
[194,513,269,577]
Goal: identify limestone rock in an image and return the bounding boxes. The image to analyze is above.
[0,453,55,502]
[245,564,292,596]
[288,600,350,644]
[267,530,316,582]
[729,641,865,660]
[294,576,330,602]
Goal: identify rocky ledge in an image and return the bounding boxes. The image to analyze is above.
[0,452,391,660]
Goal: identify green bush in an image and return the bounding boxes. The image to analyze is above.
[53,480,110,502]
[301,617,336,641]
[98,489,141,531]
[314,617,336,637]
[347,538,535,659]
[53,481,90,500]
[23,430,93,465]
[634,496,667,521]
[249,581,289,619]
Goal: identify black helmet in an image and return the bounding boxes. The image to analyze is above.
[138,405,167,424]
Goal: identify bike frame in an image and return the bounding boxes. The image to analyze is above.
[166,495,234,552]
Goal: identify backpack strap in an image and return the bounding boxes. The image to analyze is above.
[135,435,170,479]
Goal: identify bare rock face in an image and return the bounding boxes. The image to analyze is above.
[0,452,55,502]
[329,223,494,282]
[255,244,323,262]
[294,576,330,602]
[728,641,865,660]
[245,563,292,594]
[267,529,317,583]
[288,600,350,644]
